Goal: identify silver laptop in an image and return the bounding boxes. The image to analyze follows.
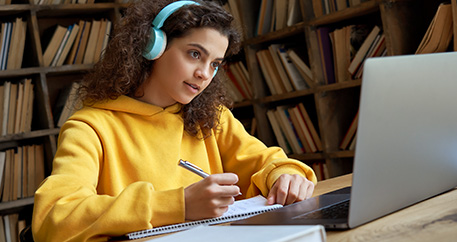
[233,52,457,229]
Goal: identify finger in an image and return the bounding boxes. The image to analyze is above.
[267,185,277,205]
[305,181,315,199]
[208,173,239,185]
[213,196,235,208]
[273,178,289,205]
[285,178,301,205]
[221,185,241,197]
[215,206,229,217]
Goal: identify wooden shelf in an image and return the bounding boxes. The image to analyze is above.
[0,128,60,143]
[244,22,307,45]
[0,197,34,215]
[309,0,380,26]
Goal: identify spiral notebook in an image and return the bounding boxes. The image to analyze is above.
[114,195,283,240]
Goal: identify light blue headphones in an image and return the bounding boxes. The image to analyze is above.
[143,0,218,78]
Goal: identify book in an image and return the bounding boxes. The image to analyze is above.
[26,145,35,197]
[262,49,288,94]
[312,0,324,18]
[453,0,457,51]
[1,81,11,136]
[287,0,303,27]
[277,47,309,91]
[100,19,112,60]
[66,20,85,65]
[1,149,13,202]
[6,18,19,70]
[256,0,274,36]
[275,0,288,30]
[7,83,17,135]
[297,103,322,151]
[51,24,73,67]
[223,72,244,102]
[330,27,351,82]
[288,106,317,153]
[1,22,12,70]
[0,85,3,136]
[275,106,304,154]
[93,19,108,63]
[19,79,33,133]
[268,44,293,92]
[43,25,67,67]
[267,109,292,154]
[0,216,4,242]
[339,110,359,150]
[317,27,336,84]
[83,19,101,64]
[34,144,45,191]
[228,62,252,99]
[0,152,5,199]
[256,50,279,95]
[0,23,8,70]
[116,195,283,239]
[287,49,315,88]
[347,25,380,77]
[13,82,24,134]
[416,3,453,54]
[148,225,326,242]
[56,23,80,66]
[6,18,27,70]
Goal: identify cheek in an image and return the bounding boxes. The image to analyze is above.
[201,79,213,91]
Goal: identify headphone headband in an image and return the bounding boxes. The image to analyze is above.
[143,0,200,60]
[153,1,199,29]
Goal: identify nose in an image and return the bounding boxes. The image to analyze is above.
[195,65,213,80]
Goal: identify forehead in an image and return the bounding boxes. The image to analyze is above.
[170,27,229,57]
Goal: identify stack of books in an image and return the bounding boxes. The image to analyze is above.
[42,18,112,67]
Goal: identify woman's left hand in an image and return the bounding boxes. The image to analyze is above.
[266,174,315,205]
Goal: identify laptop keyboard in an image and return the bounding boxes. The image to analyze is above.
[293,199,350,220]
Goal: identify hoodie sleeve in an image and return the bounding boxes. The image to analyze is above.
[215,107,317,198]
[32,120,185,242]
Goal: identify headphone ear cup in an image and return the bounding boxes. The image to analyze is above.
[212,67,218,78]
[143,27,167,60]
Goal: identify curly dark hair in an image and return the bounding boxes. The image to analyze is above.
[78,0,241,138]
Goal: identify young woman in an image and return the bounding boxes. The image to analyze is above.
[32,0,317,241]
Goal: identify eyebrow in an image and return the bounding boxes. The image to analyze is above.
[188,43,225,61]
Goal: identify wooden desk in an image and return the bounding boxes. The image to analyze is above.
[314,174,457,242]
[126,174,457,241]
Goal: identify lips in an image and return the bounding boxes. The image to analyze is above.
[185,82,200,91]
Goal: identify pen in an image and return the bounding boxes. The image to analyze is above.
[178,159,242,196]
[178,159,210,178]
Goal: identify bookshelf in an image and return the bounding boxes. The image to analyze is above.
[229,0,454,180]
[0,0,128,239]
[0,0,455,239]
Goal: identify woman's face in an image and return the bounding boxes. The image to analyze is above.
[137,27,229,108]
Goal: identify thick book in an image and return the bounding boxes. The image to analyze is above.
[339,110,359,150]
[148,225,326,242]
[416,3,452,54]
[347,25,380,76]
[43,25,67,67]
[115,195,283,240]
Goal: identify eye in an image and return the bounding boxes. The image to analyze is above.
[211,61,221,69]
[189,50,200,59]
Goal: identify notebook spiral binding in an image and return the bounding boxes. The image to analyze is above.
[122,206,281,240]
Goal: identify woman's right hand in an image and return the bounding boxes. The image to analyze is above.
[184,173,241,220]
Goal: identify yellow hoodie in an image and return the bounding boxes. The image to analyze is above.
[32,95,316,242]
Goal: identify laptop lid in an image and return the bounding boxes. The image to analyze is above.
[233,52,457,229]
[348,52,457,227]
